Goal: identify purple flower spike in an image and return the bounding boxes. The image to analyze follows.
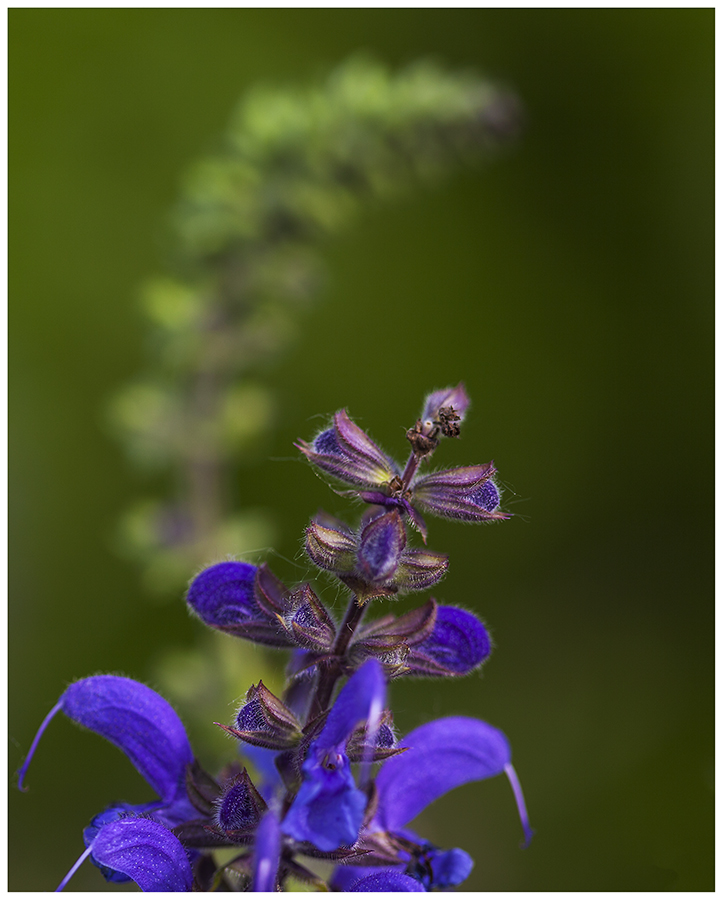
[412,463,508,523]
[253,810,281,891]
[357,510,406,584]
[351,871,425,892]
[89,818,193,892]
[407,606,491,676]
[20,676,193,806]
[373,716,512,832]
[296,410,397,489]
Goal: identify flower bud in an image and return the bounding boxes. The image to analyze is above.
[296,410,398,489]
[304,515,357,574]
[282,584,337,652]
[357,510,406,584]
[346,710,402,763]
[215,770,266,835]
[406,606,491,676]
[217,682,301,751]
[186,561,294,647]
[412,464,508,523]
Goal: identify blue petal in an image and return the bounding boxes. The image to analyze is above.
[186,561,258,627]
[281,750,366,851]
[428,847,474,887]
[350,871,425,891]
[89,818,193,892]
[253,810,281,891]
[318,658,386,749]
[61,676,193,805]
[414,606,490,674]
[374,716,510,831]
[281,660,386,851]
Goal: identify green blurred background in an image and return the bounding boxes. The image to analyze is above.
[10,8,713,892]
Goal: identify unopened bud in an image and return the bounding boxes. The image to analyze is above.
[357,510,406,584]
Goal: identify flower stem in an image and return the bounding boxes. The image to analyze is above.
[308,594,366,720]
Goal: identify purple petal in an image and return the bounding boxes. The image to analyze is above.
[357,511,406,583]
[90,818,193,892]
[350,871,425,891]
[410,606,490,675]
[415,464,496,491]
[186,561,259,627]
[374,716,511,831]
[281,750,366,851]
[253,810,281,891]
[428,847,474,887]
[319,658,386,750]
[61,676,193,805]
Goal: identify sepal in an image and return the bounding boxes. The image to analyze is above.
[281,584,337,652]
[253,562,293,618]
[357,510,406,584]
[296,410,397,489]
[214,770,267,836]
[393,549,448,592]
[185,759,222,816]
[218,682,302,751]
[412,463,508,522]
[304,514,358,574]
[346,710,404,763]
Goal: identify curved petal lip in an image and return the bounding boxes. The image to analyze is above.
[374,716,511,831]
[91,818,194,892]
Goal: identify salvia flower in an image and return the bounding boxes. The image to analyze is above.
[22,386,531,891]
[18,675,199,889]
[333,716,533,891]
[281,659,386,851]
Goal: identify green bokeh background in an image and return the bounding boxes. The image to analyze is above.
[10,9,713,892]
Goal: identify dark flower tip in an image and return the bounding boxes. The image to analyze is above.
[186,561,258,627]
[471,480,501,512]
[216,772,264,833]
[314,428,341,455]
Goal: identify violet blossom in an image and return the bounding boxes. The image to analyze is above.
[19,386,531,891]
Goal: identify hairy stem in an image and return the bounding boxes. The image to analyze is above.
[308,594,366,721]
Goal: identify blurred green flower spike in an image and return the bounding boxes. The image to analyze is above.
[108,55,520,597]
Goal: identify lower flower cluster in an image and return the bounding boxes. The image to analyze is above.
[18,386,532,891]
